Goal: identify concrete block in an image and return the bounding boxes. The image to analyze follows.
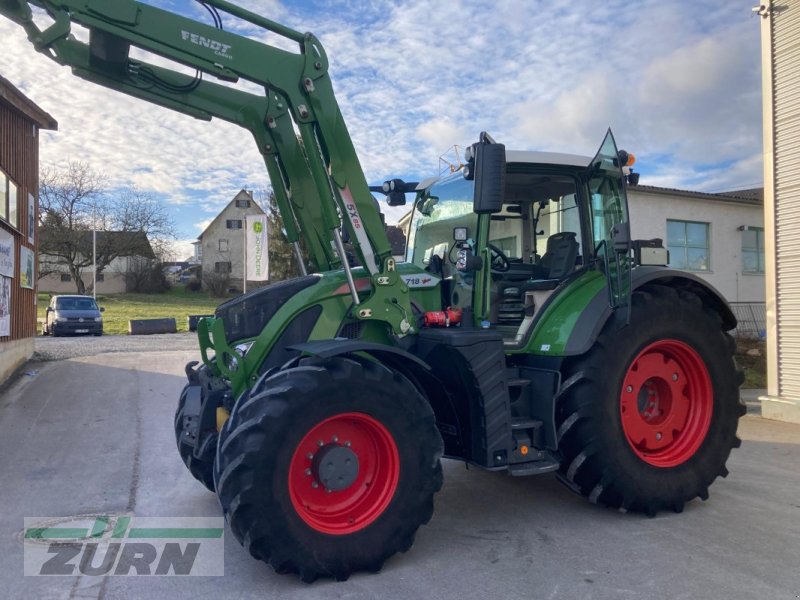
[128,318,177,335]
[187,314,215,332]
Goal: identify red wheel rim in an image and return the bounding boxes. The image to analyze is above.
[288,412,400,535]
[619,339,713,468]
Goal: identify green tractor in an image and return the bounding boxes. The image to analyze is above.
[4,0,744,582]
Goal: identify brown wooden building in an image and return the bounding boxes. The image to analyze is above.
[0,74,57,384]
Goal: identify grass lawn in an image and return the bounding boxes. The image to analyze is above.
[37,286,232,335]
[35,286,771,390]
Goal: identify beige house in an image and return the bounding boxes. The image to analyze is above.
[195,190,265,291]
[39,231,154,294]
[758,1,800,424]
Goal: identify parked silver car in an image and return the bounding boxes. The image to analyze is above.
[43,295,104,336]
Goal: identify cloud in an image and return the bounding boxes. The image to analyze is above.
[194,218,214,233]
[0,0,763,251]
[166,238,198,262]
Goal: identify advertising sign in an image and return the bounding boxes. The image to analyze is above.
[0,275,10,337]
[20,246,34,289]
[245,215,269,281]
[0,227,13,278]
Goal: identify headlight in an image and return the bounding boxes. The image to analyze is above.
[234,341,254,356]
[225,342,253,372]
[54,316,66,323]
[94,317,102,322]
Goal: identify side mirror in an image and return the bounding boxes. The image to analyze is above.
[46,307,52,313]
[466,132,506,214]
[100,307,105,312]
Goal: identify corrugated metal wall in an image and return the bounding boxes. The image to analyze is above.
[773,3,800,397]
[0,99,39,342]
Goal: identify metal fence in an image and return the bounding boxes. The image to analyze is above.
[729,302,767,339]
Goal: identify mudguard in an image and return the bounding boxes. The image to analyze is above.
[563,267,736,356]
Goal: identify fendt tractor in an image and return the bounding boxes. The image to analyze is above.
[3,0,746,582]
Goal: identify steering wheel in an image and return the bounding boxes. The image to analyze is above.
[488,243,510,272]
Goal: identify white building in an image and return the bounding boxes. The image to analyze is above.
[627,185,764,303]
[398,184,765,305]
[196,190,265,292]
[758,0,800,424]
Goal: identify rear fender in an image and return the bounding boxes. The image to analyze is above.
[563,267,736,357]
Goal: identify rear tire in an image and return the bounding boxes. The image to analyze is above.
[174,383,217,492]
[214,356,443,582]
[555,284,745,515]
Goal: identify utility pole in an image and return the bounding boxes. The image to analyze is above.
[92,202,96,299]
[242,202,247,294]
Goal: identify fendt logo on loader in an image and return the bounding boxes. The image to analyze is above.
[181,30,233,60]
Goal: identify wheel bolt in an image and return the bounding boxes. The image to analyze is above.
[626,385,633,393]
[317,440,324,447]
[332,435,339,443]
[306,452,314,460]
[344,441,351,447]
[305,468,312,476]
[311,481,319,489]
[655,432,662,441]
[325,488,332,494]
[672,373,678,381]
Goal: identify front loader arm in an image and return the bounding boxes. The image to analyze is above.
[2,0,415,335]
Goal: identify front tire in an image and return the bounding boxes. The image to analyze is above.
[555,284,745,515]
[214,356,443,581]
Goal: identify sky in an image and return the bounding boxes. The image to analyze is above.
[0,1,763,261]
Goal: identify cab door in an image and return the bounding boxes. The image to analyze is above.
[584,129,631,308]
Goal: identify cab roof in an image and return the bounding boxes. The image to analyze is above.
[505,151,590,167]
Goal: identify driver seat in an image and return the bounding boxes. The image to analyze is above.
[496,232,579,325]
[532,231,579,282]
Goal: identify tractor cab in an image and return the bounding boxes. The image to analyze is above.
[407,130,632,346]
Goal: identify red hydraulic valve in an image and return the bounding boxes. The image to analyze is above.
[423,307,463,328]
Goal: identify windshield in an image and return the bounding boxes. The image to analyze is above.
[406,172,477,267]
[56,297,98,311]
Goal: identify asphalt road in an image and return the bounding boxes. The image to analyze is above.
[1,351,798,600]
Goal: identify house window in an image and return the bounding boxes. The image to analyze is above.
[667,220,710,271]
[0,171,7,223]
[235,199,251,208]
[226,219,242,229]
[215,261,232,273]
[219,239,229,252]
[742,227,765,274]
[60,273,71,282]
[96,273,105,282]
[7,180,17,229]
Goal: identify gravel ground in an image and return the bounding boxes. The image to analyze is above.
[33,332,201,361]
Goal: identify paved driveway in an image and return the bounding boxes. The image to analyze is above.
[1,351,798,599]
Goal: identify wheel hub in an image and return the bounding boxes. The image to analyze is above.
[620,339,713,468]
[288,412,400,535]
[312,444,360,491]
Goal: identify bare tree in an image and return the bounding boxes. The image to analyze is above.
[39,162,176,293]
[38,162,105,287]
[254,188,306,282]
[202,269,231,297]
